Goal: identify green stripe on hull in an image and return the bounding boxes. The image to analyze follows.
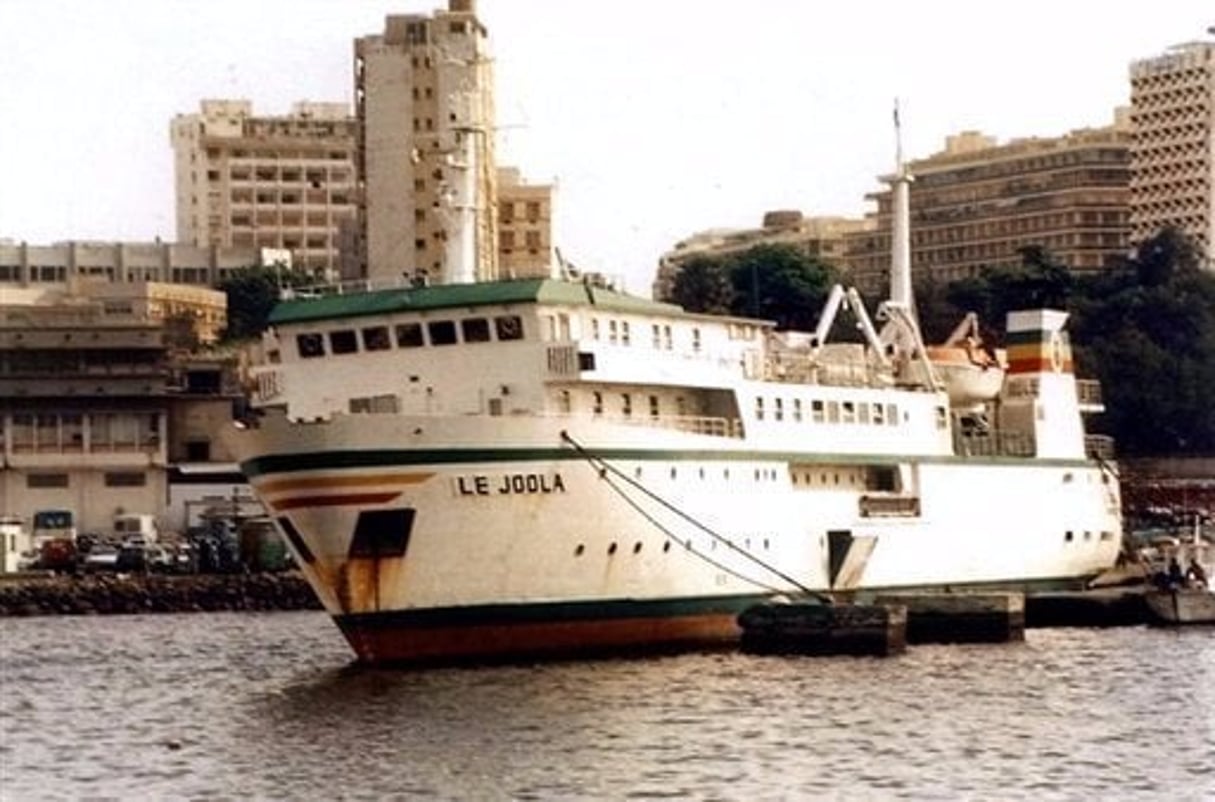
[241,446,1098,478]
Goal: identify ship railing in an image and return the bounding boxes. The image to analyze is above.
[538,411,743,439]
[953,428,1036,458]
[1084,435,1116,461]
[745,350,882,388]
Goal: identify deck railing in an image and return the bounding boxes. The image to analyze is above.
[953,429,1036,458]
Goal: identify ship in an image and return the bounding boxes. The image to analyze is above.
[227,141,1123,665]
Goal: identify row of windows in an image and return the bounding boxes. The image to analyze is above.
[755,397,904,426]
[3,413,160,451]
[25,471,147,489]
[587,319,700,352]
[295,314,525,359]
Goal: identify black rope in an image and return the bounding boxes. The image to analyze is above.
[561,430,815,595]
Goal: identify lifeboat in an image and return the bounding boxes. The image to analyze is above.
[926,313,1006,406]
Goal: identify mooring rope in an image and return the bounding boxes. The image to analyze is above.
[560,430,816,596]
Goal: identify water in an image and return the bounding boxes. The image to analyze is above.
[1,613,1212,801]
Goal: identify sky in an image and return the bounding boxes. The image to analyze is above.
[0,1,1210,296]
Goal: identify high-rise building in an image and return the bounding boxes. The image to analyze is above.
[846,117,1133,296]
[1128,40,1215,267]
[354,0,497,285]
[653,212,871,301]
[170,100,356,278]
[497,167,554,279]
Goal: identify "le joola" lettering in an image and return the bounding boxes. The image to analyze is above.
[456,472,567,496]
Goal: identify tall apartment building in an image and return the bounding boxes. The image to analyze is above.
[354,0,497,285]
[653,212,871,301]
[170,100,356,278]
[497,167,554,279]
[846,117,1133,297]
[1129,40,1215,267]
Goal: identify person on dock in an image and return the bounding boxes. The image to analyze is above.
[1166,556,1185,589]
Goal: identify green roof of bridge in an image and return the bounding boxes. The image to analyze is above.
[268,279,683,325]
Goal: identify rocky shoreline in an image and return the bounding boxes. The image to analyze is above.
[0,572,322,617]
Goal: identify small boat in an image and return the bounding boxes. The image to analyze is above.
[1144,588,1215,626]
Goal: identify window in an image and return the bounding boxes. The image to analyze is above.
[858,402,870,424]
[495,315,524,341]
[621,394,632,417]
[558,390,572,413]
[105,472,146,487]
[329,330,358,355]
[692,328,701,352]
[591,319,601,340]
[649,395,660,419]
[297,333,325,358]
[28,473,69,489]
[651,324,661,349]
[886,403,899,426]
[428,320,458,346]
[186,440,211,461]
[755,397,765,421]
[936,406,948,430]
[461,318,491,343]
[592,392,603,415]
[774,398,784,422]
[827,401,840,423]
[793,399,803,422]
[395,322,425,348]
[362,326,391,351]
[811,400,825,423]
[609,320,618,344]
[842,401,856,424]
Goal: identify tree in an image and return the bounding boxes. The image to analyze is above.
[667,255,736,315]
[725,243,838,331]
[218,265,310,342]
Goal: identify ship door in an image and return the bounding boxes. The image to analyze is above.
[827,529,877,591]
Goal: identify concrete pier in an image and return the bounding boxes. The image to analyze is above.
[1025,587,1149,628]
[872,592,1025,644]
[738,600,908,657]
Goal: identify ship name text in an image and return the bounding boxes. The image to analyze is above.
[455,472,567,496]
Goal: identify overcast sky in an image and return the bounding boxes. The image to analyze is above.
[0,1,1209,295]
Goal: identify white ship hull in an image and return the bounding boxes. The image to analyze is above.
[232,410,1121,664]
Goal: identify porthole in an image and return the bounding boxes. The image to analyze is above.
[608,542,618,555]
[633,541,642,554]
[763,538,770,550]
[574,544,585,556]
[663,541,671,553]
[635,467,642,479]
[670,467,677,479]
[1064,531,1074,543]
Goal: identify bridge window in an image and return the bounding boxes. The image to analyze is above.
[428,320,458,346]
[495,315,524,341]
[858,402,870,424]
[296,333,325,358]
[362,326,391,351]
[329,330,358,355]
[395,323,424,348]
[462,318,491,343]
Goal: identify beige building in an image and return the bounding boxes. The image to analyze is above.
[653,212,871,301]
[170,99,356,278]
[0,287,243,534]
[1129,40,1215,267]
[846,117,1133,296]
[0,237,274,290]
[355,0,497,285]
[497,167,554,279]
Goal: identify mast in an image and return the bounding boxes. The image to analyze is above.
[888,100,914,311]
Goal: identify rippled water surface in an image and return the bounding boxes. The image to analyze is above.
[1,613,1212,801]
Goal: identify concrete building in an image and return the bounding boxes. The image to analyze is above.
[653,212,871,301]
[1129,40,1215,267]
[0,287,244,535]
[846,116,1133,296]
[354,0,497,285]
[497,167,554,279]
[170,100,356,278]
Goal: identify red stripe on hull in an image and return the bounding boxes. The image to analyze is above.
[272,491,401,511]
[335,613,743,666]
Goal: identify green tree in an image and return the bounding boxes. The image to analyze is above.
[725,243,837,331]
[667,255,736,315]
[219,264,309,342]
